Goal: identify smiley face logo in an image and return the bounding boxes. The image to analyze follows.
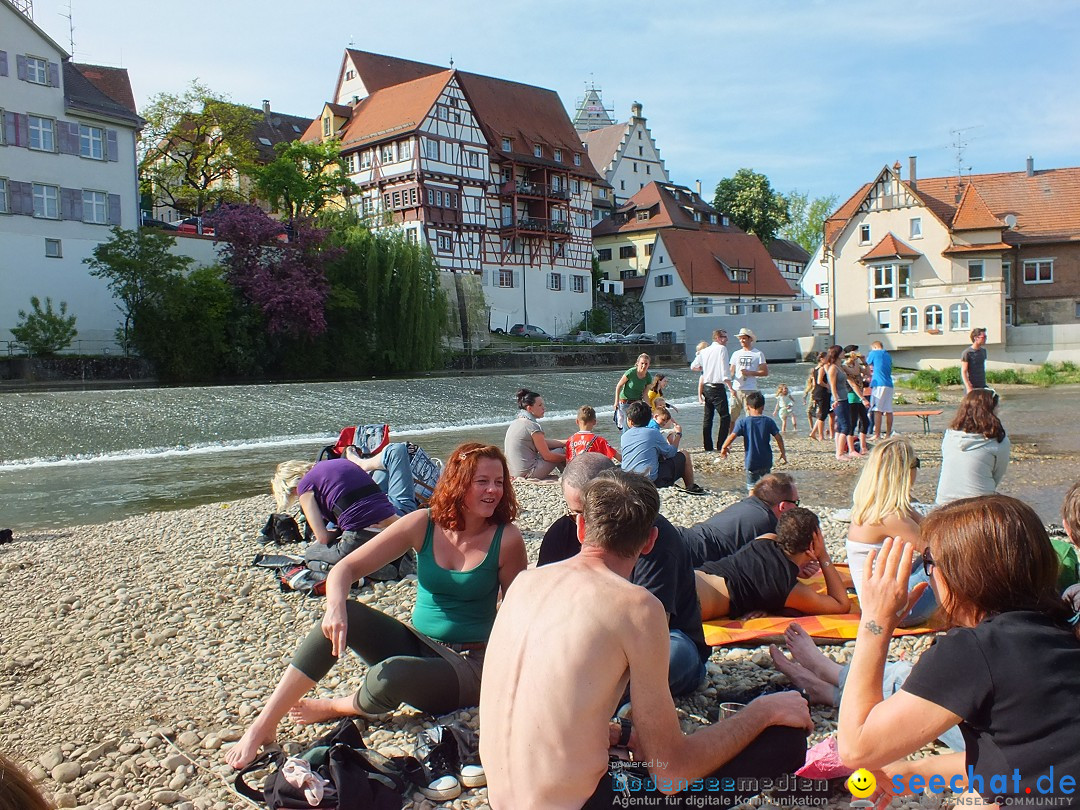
[847,768,877,799]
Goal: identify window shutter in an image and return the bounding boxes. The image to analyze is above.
[3,111,15,146]
[47,61,60,88]
[61,188,81,221]
[58,121,78,155]
[16,113,28,147]
[16,54,27,81]
[0,51,8,77]
[107,193,121,225]
[106,130,119,162]
[514,270,522,289]
[9,181,33,215]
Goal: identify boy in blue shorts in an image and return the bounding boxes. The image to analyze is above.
[720,390,786,491]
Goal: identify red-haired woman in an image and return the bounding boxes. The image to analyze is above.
[226,443,527,770]
[935,388,1010,504]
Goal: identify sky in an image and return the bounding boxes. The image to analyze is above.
[26,0,1080,207]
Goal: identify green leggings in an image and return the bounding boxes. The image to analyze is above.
[291,599,463,715]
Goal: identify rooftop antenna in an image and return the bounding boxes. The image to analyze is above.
[60,1,75,55]
[950,126,979,180]
[347,34,355,46]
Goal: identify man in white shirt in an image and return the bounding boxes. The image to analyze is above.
[728,328,768,423]
[698,329,733,450]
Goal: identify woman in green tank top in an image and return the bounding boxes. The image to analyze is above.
[225,443,528,772]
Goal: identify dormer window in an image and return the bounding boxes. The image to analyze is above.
[501,137,512,151]
[573,153,582,166]
[709,214,717,224]
[554,149,563,163]
[322,117,332,137]
[636,210,650,221]
[693,211,702,222]
[534,144,543,158]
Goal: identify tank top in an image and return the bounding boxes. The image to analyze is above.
[412,517,504,643]
[698,538,798,616]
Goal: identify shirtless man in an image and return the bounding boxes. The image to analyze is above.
[480,471,811,809]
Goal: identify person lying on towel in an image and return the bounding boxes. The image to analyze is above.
[696,507,852,621]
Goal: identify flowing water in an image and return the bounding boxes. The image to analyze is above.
[1,366,815,530]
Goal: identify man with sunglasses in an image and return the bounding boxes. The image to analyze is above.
[679,473,800,568]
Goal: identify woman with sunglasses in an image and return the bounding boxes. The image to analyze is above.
[838,496,1080,806]
[846,436,936,626]
[935,388,1010,504]
[226,443,528,770]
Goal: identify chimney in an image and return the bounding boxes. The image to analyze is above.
[908,156,917,189]
[262,99,271,116]
[630,102,643,120]
[1026,156,1035,177]
[695,179,702,196]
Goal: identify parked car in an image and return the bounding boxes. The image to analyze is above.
[509,324,552,339]
[631,333,657,343]
[595,332,630,344]
[176,216,215,236]
[572,331,598,344]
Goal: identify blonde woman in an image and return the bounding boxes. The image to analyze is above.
[272,458,398,546]
[845,436,935,626]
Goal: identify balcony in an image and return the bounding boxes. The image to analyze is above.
[497,180,571,200]
[500,217,572,238]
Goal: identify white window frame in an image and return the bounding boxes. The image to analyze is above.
[82,189,108,224]
[0,178,8,214]
[1006,303,1015,325]
[437,232,453,253]
[1002,261,1012,291]
[533,144,543,158]
[322,117,332,137]
[968,260,985,282]
[501,137,512,151]
[25,55,48,85]
[380,144,395,164]
[900,306,918,333]
[876,309,892,332]
[871,263,911,300]
[949,302,970,331]
[571,275,586,293]
[553,148,562,163]
[909,217,922,239]
[1023,258,1054,285]
[32,183,59,219]
[672,300,686,317]
[498,269,514,288]
[860,224,871,244]
[45,238,62,258]
[79,124,105,160]
[28,115,55,152]
[399,140,413,160]
[548,272,563,291]
[424,138,439,160]
[925,304,944,332]
[573,153,582,166]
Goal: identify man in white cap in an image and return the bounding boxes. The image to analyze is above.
[728,328,768,424]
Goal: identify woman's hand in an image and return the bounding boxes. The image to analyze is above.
[859,537,927,630]
[321,600,349,658]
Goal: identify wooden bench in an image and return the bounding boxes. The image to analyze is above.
[893,409,944,434]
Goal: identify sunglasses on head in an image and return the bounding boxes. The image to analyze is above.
[922,546,935,576]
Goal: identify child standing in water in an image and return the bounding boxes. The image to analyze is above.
[773,383,796,433]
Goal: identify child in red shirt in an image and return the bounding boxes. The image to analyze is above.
[565,406,621,462]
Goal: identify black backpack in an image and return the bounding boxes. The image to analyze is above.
[235,718,406,810]
[257,513,305,546]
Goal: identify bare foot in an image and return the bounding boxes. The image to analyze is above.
[768,644,836,705]
[224,725,276,770]
[784,625,843,682]
[287,697,356,725]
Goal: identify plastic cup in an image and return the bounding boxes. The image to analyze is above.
[718,702,746,720]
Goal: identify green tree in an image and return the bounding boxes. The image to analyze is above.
[85,227,193,350]
[139,80,260,216]
[11,296,77,355]
[255,140,358,222]
[712,168,790,243]
[781,190,839,253]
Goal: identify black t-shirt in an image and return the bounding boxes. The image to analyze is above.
[902,611,1080,805]
[698,539,798,617]
[961,346,987,389]
[679,496,778,568]
[538,514,708,661]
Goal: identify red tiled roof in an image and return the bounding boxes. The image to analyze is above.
[950,183,1002,230]
[941,242,1013,255]
[339,71,451,149]
[860,233,922,262]
[71,63,136,115]
[593,182,723,237]
[659,230,796,297]
[581,122,627,174]
[339,50,600,180]
[824,183,871,246]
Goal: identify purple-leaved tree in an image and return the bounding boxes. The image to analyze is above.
[211,205,332,337]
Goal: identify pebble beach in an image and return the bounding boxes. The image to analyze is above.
[1,418,1054,810]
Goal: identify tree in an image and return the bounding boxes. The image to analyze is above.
[255,140,358,222]
[85,227,193,350]
[139,81,260,216]
[212,205,332,338]
[11,297,77,355]
[712,169,790,243]
[781,190,839,254]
